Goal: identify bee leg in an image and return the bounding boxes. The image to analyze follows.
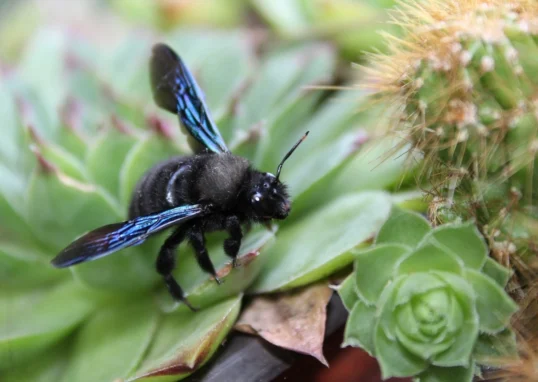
[223,216,242,268]
[189,225,222,285]
[157,225,198,312]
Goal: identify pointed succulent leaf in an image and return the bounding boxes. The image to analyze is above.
[0,281,95,370]
[36,143,88,182]
[354,243,410,305]
[0,77,23,169]
[0,242,64,289]
[429,272,479,367]
[420,223,487,270]
[343,299,377,355]
[376,207,431,247]
[233,43,334,135]
[463,269,518,334]
[86,126,140,198]
[60,300,159,382]
[119,134,184,207]
[336,274,359,312]
[395,243,464,276]
[284,133,359,200]
[25,167,121,250]
[481,257,511,287]
[19,28,69,139]
[374,323,428,379]
[249,191,392,293]
[293,137,415,217]
[129,296,242,381]
[3,342,69,382]
[415,363,474,382]
[473,329,518,366]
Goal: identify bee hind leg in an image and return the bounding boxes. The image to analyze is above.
[188,224,222,285]
[157,225,198,312]
[223,215,242,268]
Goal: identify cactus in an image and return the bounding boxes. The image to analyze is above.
[364,0,538,270]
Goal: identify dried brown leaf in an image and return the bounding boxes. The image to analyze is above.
[235,283,333,366]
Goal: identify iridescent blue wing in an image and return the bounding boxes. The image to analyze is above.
[150,43,228,154]
[51,204,207,268]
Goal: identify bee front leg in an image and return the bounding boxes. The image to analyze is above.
[157,225,198,312]
[188,224,222,285]
[224,215,242,268]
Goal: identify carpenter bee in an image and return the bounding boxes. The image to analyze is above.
[51,43,308,310]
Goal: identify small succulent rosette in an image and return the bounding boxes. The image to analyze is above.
[339,208,519,382]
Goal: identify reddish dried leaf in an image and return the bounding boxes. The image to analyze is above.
[235,283,333,365]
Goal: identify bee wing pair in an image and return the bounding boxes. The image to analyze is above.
[51,44,224,268]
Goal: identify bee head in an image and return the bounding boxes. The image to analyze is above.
[244,131,308,221]
[249,172,290,220]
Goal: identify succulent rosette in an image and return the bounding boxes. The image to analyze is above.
[0,25,416,380]
[339,208,519,382]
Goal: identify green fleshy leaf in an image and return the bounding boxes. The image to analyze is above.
[473,329,518,366]
[119,134,183,207]
[374,323,428,379]
[129,296,242,381]
[60,300,159,382]
[481,257,510,287]
[373,273,403,337]
[233,43,334,134]
[0,77,23,169]
[395,325,454,360]
[376,207,431,247]
[255,50,335,167]
[415,362,474,382]
[86,127,139,199]
[337,274,359,312]
[354,243,410,305]
[251,0,311,37]
[19,28,68,139]
[293,137,414,217]
[269,127,356,203]
[0,281,96,370]
[422,223,487,270]
[396,303,448,344]
[392,273,447,307]
[463,269,518,334]
[0,242,63,289]
[3,342,68,382]
[249,191,392,293]
[25,167,122,248]
[396,243,464,276]
[286,133,360,213]
[445,294,465,334]
[343,299,377,355]
[98,35,152,107]
[37,143,88,182]
[430,272,479,367]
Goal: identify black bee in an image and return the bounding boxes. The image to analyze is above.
[51,43,308,310]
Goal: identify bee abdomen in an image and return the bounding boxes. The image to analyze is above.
[128,156,191,218]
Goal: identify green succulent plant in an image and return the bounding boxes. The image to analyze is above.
[338,208,519,382]
[0,27,413,381]
[251,0,399,59]
[364,0,538,266]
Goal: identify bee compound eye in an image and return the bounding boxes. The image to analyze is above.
[263,182,270,189]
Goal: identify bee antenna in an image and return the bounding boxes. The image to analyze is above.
[275,131,309,181]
